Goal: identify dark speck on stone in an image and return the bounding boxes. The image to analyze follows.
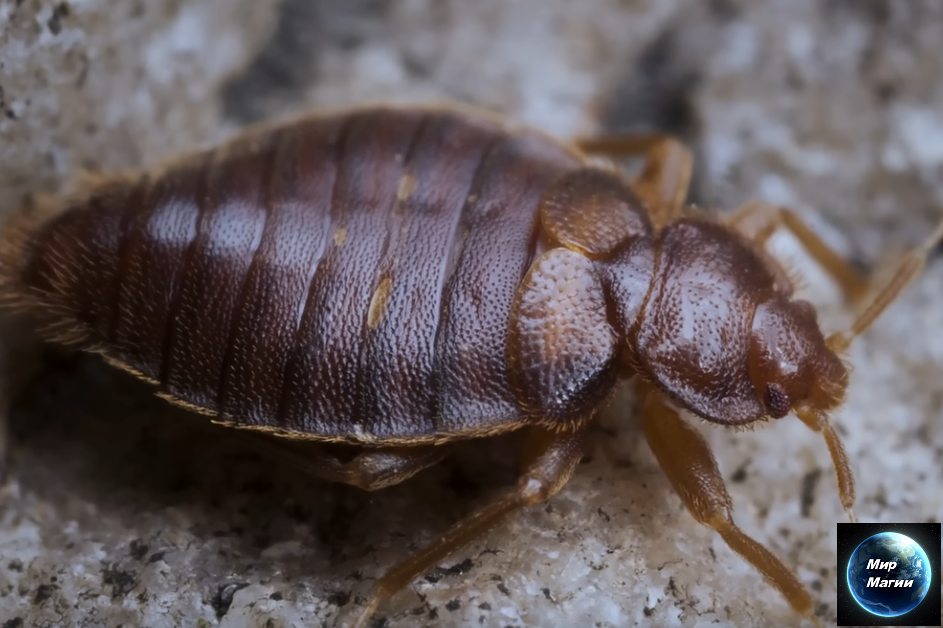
[211,582,249,619]
[3,619,24,628]
[447,557,474,575]
[129,539,148,561]
[445,599,461,611]
[47,14,61,35]
[33,584,56,605]
[730,464,748,483]
[7,559,23,572]
[270,591,283,601]
[426,557,475,583]
[148,552,165,563]
[667,576,679,597]
[46,2,69,35]
[102,566,137,600]
[800,468,821,517]
[328,590,350,607]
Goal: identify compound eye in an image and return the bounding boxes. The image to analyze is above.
[765,383,791,418]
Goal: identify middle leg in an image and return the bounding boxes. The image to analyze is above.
[346,425,588,628]
[728,202,943,340]
[725,200,870,304]
[575,133,693,229]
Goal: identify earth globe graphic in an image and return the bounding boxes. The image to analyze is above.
[847,532,932,617]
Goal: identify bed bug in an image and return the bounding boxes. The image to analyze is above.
[1,104,941,628]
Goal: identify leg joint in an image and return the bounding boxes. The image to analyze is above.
[518,476,553,506]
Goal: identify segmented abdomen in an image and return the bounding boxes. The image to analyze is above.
[10,108,581,443]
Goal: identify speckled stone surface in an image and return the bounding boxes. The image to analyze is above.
[2,1,943,627]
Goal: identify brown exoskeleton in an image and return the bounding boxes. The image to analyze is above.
[1,105,940,627]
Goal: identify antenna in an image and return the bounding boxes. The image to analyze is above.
[828,216,943,352]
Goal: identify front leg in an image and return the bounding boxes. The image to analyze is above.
[343,425,588,628]
[639,385,823,628]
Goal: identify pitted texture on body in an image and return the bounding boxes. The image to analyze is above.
[635,219,778,425]
[539,168,651,259]
[10,108,584,443]
[509,248,616,424]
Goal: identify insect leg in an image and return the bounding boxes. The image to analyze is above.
[346,425,587,628]
[728,202,943,349]
[574,134,692,228]
[639,387,823,628]
[725,200,870,304]
[574,132,665,157]
[255,437,447,491]
[827,215,943,351]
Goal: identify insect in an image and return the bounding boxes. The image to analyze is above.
[1,104,940,628]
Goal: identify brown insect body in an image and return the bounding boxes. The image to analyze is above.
[2,107,842,441]
[7,109,574,441]
[5,105,938,627]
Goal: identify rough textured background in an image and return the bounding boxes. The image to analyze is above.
[2,1,943,627]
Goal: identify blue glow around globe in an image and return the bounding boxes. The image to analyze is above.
[847,532,932,617]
